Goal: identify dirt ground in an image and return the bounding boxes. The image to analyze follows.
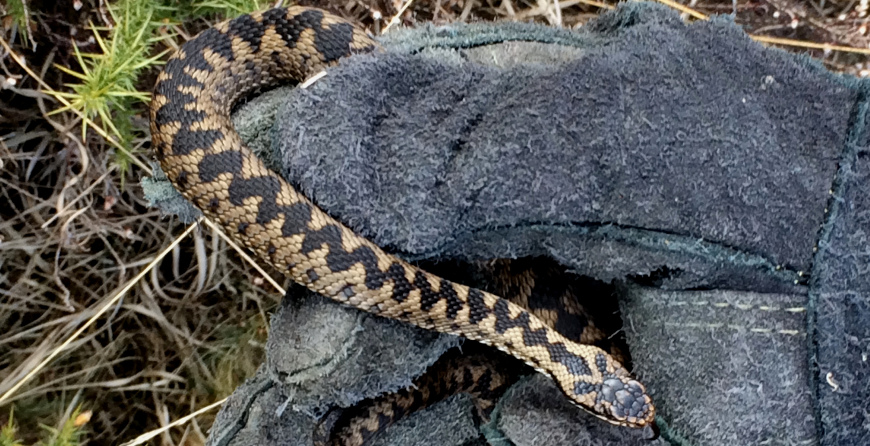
[1,0,867,444]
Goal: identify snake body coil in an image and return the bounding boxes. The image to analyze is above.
[320,259,632,445]
[318,349,519,446]
[150,6,654,428]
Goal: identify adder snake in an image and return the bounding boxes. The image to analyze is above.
[149,6,655,429]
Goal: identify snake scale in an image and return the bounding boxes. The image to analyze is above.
[149,6,655,430]
[318,259,631,445]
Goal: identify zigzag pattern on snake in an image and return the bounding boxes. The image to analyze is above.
[317,258,632,446]
[316,348,519,446]
[149,6,655,429]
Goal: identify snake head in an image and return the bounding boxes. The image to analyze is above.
[553,348,656,429]
[591,374,656,428]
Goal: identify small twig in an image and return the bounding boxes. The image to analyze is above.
[554,0,563,27]
[383,0,417,33]
[574,0,614,10]
[299,70,327,88]
[750,34,870,55]
[460,0,475,22]
[502,0,516,18]
[655,0,709,20]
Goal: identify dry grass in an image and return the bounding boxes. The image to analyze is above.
[0,0,867,444]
